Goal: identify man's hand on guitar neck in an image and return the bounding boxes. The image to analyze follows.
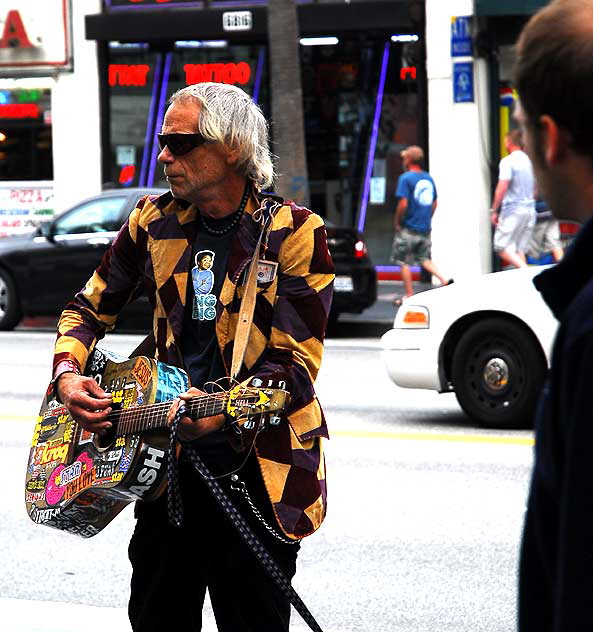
[167,388,225,442]
[56,373,113,434]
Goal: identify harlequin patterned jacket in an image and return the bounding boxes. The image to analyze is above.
[53,190,335,540]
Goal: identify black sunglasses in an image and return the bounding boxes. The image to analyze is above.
[157,133,208,156]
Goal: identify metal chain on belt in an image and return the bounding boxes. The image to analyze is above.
[230,473,299,546]
[167,406,324,632]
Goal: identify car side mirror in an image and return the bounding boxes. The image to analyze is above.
[40,221,56,242]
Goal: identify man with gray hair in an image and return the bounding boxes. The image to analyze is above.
[51,82,334,631]
[514,1,593,630]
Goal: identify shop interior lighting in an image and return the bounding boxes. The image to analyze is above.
[148,52,173,187]
[252,47,265,105]
[299,37,339,46]
[357,41,390,233]
[139,55,163,187]
[175,40,228,49]
[109,42,149,50]
[0,132,6,142]
[390,34,419,43]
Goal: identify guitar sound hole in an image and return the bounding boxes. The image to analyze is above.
[95,424,116,450]
[93,402,120,450]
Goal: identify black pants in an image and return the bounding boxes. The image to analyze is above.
[128,452,300,631]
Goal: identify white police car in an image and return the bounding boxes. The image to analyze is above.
[380,266,558,429]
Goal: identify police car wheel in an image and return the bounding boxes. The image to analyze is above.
[451,317,546,430]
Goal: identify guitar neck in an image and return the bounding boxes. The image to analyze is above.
[115,394,226,436]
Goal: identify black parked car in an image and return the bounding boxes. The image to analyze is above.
[325,222,377,324]
[0,189,376,330]
[0,188,164,330]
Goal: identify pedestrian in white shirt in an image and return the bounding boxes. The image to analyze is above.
[490,129,537,268]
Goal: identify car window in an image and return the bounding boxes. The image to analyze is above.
[52,196,127,236]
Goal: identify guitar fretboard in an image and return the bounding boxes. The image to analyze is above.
[112,395,228,436]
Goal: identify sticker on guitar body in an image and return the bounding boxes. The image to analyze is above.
[30,507,61,524]
[132,358,152,390]
[128,446,166,497]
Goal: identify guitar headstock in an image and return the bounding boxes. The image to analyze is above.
[226,385,290,421]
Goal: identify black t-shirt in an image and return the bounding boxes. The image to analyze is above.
[181,225,232,389]
[180,216,240,474]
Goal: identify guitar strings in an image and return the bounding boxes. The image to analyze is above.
[101,386,268,436]
[111,394,228,434]
[103,377,247,425]
[105,392,227,420]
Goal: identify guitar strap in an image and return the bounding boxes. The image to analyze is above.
[230,226,265,379]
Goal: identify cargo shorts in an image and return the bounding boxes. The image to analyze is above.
[390,227,432,266]
[493,208,535,254]
[527,218,562,258]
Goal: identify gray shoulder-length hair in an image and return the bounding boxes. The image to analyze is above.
[169,82,275,190]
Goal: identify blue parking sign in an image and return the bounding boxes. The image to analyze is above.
[453,62,474,103]
[451,16,472,57]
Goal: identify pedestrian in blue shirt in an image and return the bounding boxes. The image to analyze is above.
[390,145,451,302]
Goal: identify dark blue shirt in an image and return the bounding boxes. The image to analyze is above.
[520,216,593,631]
[396,170,437,233]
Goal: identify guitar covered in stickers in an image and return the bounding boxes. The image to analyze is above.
[25,348,289,538]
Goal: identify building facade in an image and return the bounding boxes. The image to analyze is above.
[0,0,102,234]
[85,0,426,273]
[426,0,548,279]
[0,0,552,280]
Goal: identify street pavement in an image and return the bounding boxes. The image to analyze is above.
[339,279,433,325]
[5,280,436,632]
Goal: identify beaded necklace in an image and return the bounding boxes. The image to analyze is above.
[199,183,251,236]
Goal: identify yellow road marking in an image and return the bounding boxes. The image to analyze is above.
[1,416,535,446]
[332,429,534,446]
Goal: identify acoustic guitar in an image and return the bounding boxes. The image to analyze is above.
[24,347,289,538]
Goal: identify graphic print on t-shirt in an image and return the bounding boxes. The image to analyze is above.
[414,179,435,206]
[191,250,216,320]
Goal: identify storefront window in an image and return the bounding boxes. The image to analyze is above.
[0,85,52,181]
[357,39,422,267]
[301,38,422,265]
[104,36,426,270]
[106,41,268,189]
[151,41,268,190]
[301,40,375,227]
[107,43,160,188]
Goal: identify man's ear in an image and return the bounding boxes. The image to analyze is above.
[539,114,569,166]
[225,146,241,166]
